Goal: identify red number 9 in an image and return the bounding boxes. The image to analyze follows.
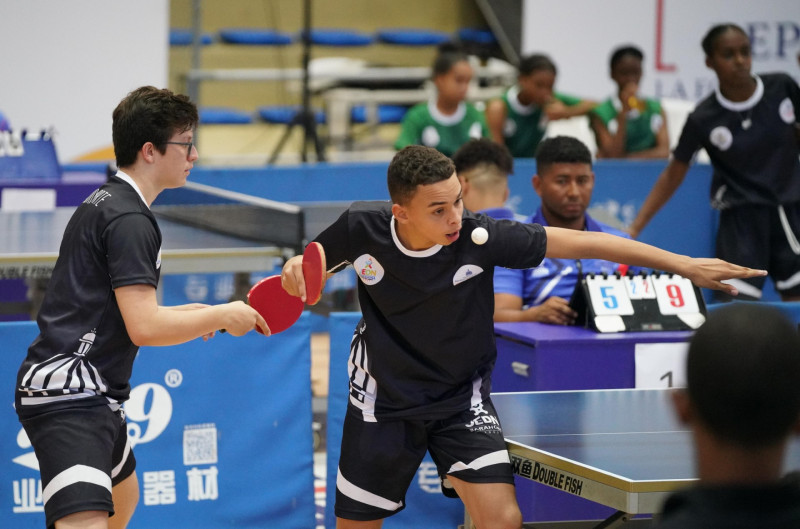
[666,284,684,307]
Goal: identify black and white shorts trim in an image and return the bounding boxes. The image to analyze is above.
[335,398,513,521]
[19,404,136,529]
[715,202,800,300]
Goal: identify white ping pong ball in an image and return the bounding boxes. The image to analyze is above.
[471,227,489,245]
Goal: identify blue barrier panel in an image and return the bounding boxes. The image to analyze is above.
[1,316,315,528]
[325,313,463,529]
[0,136,61,181]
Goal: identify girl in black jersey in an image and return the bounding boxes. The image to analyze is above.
[15,87,267,529]
[630,24,800,301]
[282,145,764,529]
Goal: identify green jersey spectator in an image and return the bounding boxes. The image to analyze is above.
[486,54,595,158]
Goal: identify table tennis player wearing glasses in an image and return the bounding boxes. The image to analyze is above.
[14,86,267,529]
[653,303,800,528]
[281,144,764,529]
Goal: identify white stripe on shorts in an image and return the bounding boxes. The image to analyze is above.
[111,433,132,479]
[43,464,111,505]
[447,449,510,474]
[777,270,800,291]
[337,467,404,512]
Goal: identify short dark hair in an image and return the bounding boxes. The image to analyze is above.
[687,304,800,448]
[535,136,592,173]
[112,86,199,168]
[518,54,557,77]
[452,139,513,176]
[432,42,469,77]
[610,45,644,69]
[701,23,748,56]
[387,146,455,204]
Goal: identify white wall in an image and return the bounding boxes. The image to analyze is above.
[522,0,800,103]
[0,0,169,162]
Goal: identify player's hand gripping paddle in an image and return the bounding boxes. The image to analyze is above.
[302,242,326,305]
[247,275,304,335]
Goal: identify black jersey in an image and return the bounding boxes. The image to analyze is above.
[316,201,547,420]
[673,73,800,209]
[16,175,161,413]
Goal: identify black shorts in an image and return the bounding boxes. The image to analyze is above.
[335,398,513,521]
[18,404,136,529]
[715,203,800,300]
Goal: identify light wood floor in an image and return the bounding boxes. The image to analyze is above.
[311,332,330,398]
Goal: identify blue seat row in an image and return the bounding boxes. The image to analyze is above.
[171,27,496,47]
[198,105,408,126]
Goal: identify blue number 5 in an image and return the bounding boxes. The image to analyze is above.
[600,286,618,309]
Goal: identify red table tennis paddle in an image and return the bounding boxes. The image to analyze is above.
[247,275,304,335]
[302,242,326,306]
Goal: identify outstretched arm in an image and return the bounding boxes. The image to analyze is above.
[116,285,268,345]
[543,227,766,296]
[628,158,690,238]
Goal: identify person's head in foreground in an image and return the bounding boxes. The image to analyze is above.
[673,303,800,483]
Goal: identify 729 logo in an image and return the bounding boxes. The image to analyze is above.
[124,381,175,448]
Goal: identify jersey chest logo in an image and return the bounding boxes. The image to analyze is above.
[453,264,484,285]
[779,97,795,124]
[422,126,440,148]
[709,126,733,151]
[354,254,384,285]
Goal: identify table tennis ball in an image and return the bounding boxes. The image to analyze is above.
[471,227,488,245]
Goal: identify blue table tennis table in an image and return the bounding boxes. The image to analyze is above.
[474,389,800,529]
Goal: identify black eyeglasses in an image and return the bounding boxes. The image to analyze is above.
[163,141,194,159]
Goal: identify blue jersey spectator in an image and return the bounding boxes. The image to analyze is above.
[494,135,636,324]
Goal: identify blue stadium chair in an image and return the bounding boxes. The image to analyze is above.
[350,105,408,124]
[169,28,213,46]
[258,105,326,125]
[307,29,375,47]
[199,107,254,125]
[218,28,294,46]
[457,28,497,45]
[376,28,450,46]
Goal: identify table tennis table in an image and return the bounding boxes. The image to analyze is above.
[478,389,800,529]
[0,207,286,278]
[0,181,305,278]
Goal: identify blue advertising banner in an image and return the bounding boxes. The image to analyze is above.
[1,316,315,528]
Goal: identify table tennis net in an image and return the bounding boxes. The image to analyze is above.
[152,182,305,253]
